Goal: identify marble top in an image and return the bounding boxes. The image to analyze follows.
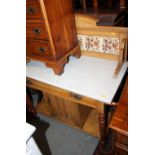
[26,56,128,104]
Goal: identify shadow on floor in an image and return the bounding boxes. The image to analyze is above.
[27,112,52,155]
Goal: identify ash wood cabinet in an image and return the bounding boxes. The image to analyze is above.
[44,92,82,127]
[36,92,93,129]
[27,77,100,137]
[26,0,81,75]
[26,77,103,138]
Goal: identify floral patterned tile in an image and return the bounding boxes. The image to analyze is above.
[77,35,119,55]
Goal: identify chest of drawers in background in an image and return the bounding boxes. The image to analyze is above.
[26,0,81,75]
[110,78,128,155]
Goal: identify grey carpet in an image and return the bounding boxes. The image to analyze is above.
[35,113,99,155]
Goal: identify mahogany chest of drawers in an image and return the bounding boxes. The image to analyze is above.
[26,0,81,75]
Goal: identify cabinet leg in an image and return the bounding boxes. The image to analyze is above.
[98,112,106,154]
[97,104,107,144]
[93,104,108,155]
[52,65,64,75]
[72,46,81,58]
[45,58,68,75]
[93,111,106,155]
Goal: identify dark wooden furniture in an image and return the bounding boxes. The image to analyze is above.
[26,0,81,75]
[109,77,128,155]
[73,0,125,11]
[72,0,128,26]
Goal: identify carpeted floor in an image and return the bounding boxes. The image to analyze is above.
[27,113,99,155]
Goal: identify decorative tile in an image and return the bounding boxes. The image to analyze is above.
[77,35,85,50]
[102,37,119,54]
[77,35,119,55]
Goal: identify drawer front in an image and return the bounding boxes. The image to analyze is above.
[27,22,48,40]
[26,0,43,19]
[26,78,97,109]
[26,40,53,59]
[116,133,128,147]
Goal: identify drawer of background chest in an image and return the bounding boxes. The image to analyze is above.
[27,22,49,40]
[26,40,53,60]
[26,0,44,20]
[115,147,128,155]
[116,133,128,147]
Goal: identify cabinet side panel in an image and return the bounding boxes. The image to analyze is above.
[43,0,79,60]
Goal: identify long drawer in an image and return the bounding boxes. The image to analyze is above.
[26,40,53,60]
[26,77,98,109]
[27,22,49,40]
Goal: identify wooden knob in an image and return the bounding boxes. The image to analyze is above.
[27,7,36,14]
[38,47,45,53]
[32,28,41,35]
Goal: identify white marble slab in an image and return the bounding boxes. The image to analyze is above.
[26,56,128,104]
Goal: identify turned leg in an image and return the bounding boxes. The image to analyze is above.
[93,104,108,155]
[97,104,107,143]
[98,112,106,154]
[99,113,106,142]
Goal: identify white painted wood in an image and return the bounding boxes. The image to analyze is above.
[26,56,127,104]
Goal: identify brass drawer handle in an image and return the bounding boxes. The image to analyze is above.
[70,92,82,100]
[27,6,36,14]
[26,80,32,85]
[32,28,41,35]
[38,47,45,53]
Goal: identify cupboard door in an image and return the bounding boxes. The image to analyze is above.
[35,94,52,117]
[47,93,81,126]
